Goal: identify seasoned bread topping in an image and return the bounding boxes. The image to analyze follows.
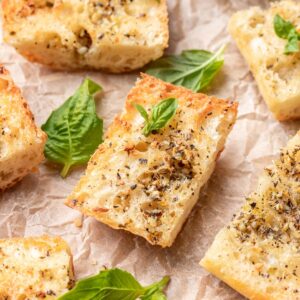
[2,0,169,72]
[0,236,74,299]
[201,132,300,300]
[66,74,237,247]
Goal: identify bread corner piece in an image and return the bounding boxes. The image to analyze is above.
[201,131,300,299]
[228,1,300,121]
[0,235,74,299]
[0,65,46,191]
[66,74,238,247]
[1,0,169,73]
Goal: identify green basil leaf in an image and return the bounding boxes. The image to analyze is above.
[141,276,170,300]
[134,103,149,122]
[145,46,224,92]
[58,268,169,300]
[42,78,103,178]
[143,291,167,300]
[135,98,178,137]
[285,29,300,54]
[274,14,300,54]
[274,14,294,39]
[142,122,153,137]
[150,98,178,130]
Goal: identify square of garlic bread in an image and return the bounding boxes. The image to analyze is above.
[66,74,238,247]
[228,1,300,121]
[0,66,46,191]
[201,131,300,299]
[1,0,169,73]
[0,236,74,299]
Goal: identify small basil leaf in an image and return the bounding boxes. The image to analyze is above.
[42,78,103,177]
[274,14,294,39]
[135,98,178,137]
[151,98,178,130]
[146,46,224,92]
[134,103,149,122]
[274,14,300,55]
[285,29,300,54]
[58,268,169,300]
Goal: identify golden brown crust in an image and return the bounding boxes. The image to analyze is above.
[66,74,238,247]
[1,0,169,73]
[201,132,300,300]
[201,255,270,300]
[0,65,47,191]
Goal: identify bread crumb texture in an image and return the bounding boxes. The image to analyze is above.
[0,236,74,299]
[1,0,169,73]
[66,74,238,247]
[0,65,46,191]
[228,1,300,121]
[201,131,300,300]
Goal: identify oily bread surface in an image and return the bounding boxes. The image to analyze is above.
[1,0,169,73]
[201,132,300,300]
[66,74,238,247]
[228,1,300,121]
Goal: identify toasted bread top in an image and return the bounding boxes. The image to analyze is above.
[228,1,300,120]
[229,0,300,100]
[1,0,169,72]
[2,0,168,47]
[0,235,74,299]
[66,74,238,247]
[201,131,300,300]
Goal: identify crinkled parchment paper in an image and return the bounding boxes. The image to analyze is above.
[1,1,300,299]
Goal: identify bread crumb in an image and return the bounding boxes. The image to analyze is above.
[74,216,83,228]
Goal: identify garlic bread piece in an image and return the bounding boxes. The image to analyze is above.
[1,0,169,73]
[0,236,74,299]
[66,74,238,247]
[201,132,300,300]
[228,1,300,121]
[0,66,46,191]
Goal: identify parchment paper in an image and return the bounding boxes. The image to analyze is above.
[1,1,300,299]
